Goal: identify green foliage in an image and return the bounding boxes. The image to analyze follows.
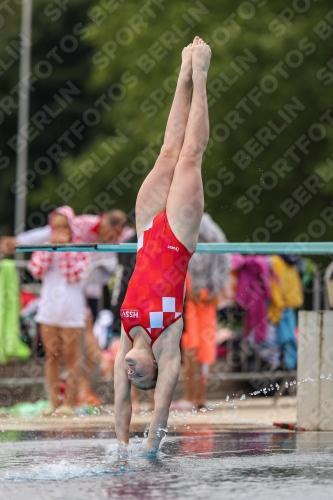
[2,0,333,243]
[0,0,98,231]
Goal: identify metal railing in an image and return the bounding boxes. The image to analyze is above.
[15,241,333,254]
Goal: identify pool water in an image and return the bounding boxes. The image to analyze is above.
[1,430,333,500]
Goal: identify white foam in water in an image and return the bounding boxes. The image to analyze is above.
[3,459,116,482]
[107,424,167,455]
[106,440,147,458]
[105,432,167,458]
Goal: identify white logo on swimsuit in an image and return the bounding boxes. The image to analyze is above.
[121,310,139,319]
[168,245,179,252]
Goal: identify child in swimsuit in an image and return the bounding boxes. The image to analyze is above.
[114,37,211,453]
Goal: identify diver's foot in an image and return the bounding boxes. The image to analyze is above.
[180,43,193,85]
[192,36,211,82]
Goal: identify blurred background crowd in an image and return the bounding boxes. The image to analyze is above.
[0,204,311,414]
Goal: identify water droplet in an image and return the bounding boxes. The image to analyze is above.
[226,395,229,401]
[240,394,246,400]
[285,382,289,388]
[200,407,207,412]
[320,374,325,379]
[207,405,214,410]
[327,374,332,380]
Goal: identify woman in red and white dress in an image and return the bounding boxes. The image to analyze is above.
[29,206,90,415]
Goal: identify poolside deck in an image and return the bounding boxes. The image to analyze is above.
[0,396,297,432]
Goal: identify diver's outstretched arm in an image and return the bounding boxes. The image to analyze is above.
[145,345,181,452]
[114,334,132,445]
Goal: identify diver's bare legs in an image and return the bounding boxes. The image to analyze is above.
[135,44,193,237]
[166,38,211,252]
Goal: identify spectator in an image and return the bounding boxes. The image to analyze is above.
[28,206,90,415]
[75,308,104,407]
[0,206,135,407]
[171,213,229,410]
[0,208,134,253]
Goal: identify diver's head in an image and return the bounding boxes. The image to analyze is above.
[125,346,157,391]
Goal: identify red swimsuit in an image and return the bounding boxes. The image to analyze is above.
[120,211,193,345]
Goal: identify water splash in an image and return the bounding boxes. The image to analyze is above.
[3,459,116,482]
[106,440,148,458]
[143,424,149,438]
[157,426,168,438]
